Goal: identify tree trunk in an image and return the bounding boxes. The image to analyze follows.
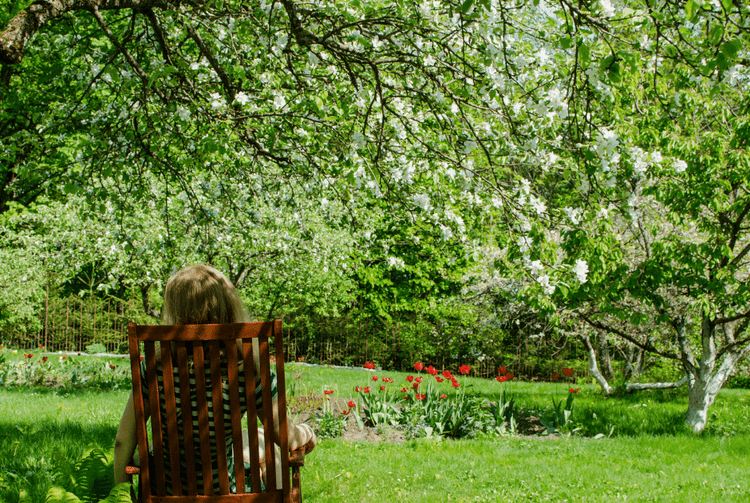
[580,332,614,394]
[596,333,614,380]
[140,283,160,319]
[679,316,747,434]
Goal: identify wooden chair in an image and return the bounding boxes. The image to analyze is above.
[125,320,305,503]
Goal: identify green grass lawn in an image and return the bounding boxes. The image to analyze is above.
[2,363,750,502]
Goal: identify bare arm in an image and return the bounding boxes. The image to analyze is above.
[113,392,138,485]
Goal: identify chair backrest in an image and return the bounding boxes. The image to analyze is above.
[127,320,292,502]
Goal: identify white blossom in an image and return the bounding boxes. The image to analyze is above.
[538,274,554,295]
[674,158,688,173]
[600,0,616,17]
[273,94,287,110]
[573,259,589,284]
[412,193,432,212]
[529,195,547,215]
[440,225,453,241]
[595,128,619,158]
[210,93,225,110]
[387,256,405,269]
[564,207,581,225]
[464,140,477,155]
[518,236,532,254]
[352,131,366,149]
[528,260,544,275]
[235,92,250,105]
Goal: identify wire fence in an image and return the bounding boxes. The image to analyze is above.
[3,296,581,378]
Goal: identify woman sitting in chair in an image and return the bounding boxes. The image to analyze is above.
[113,264,316,492]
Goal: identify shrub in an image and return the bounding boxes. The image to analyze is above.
[727,376,750,389]
[85,343,107,355]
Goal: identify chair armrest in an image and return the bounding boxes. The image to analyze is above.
[289,448,305,467]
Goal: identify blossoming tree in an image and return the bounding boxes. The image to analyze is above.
[3,0,750,432]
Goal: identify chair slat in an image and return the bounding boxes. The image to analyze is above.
[160,344,183,496]
[242,340,262,493]
[258,336,277,491]
[273,320,291,496]
[128,325,151,500]
[209,342,230,495]
[192,344,214,495]
[146,342,167,497]
[176,342,199,496]
[226,342,246,492]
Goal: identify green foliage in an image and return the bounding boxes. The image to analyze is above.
[314,410,347,439]
[355,368,507,439]
[488,390,517,434]
[540,391,576,435]
[86,342,107,355]
[357,387,403,427]
[84,344,106,355]
[44,486,82,503]
[0,352,130,390]
[95,484,132,503]
[727,376,750,390]
[2,0,750,436]
[48,448,114,503]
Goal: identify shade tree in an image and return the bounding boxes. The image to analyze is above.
[3,0,750,434]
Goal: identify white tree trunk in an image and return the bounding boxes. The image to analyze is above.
[580,332,614,394]
[684,352,740,433]
[681,317,747,434]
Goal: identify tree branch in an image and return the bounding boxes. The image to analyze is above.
[578,313,679,360]
[89,5,165,100]
[0,0,179,64]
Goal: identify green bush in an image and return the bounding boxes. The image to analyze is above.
[85,343,107,355]
[727,376,750,389]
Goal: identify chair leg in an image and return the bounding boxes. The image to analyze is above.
[291,466,301,503]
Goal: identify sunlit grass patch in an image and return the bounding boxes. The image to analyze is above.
[304,435,750,502]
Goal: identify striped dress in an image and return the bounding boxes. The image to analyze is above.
[140,354,277,494]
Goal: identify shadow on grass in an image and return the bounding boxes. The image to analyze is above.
[0,419,117,503]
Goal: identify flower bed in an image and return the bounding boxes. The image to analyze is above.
[0,346,131,390]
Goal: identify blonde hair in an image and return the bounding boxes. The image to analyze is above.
[162,264,248,325]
